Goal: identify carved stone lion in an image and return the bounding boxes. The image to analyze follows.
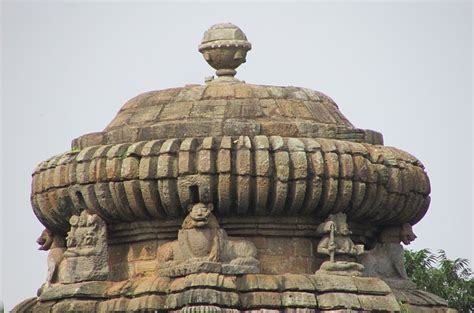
[157,203,259,276]
[36,229,66,290]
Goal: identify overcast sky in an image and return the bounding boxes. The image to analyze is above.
[1,1,472,310]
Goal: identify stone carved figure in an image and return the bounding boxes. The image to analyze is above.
[316,213,365,276]
[157,203,259,277]
[379,223,417,245]
[36,229,66,291]
[361,223,417,287]
[58,210,109,283]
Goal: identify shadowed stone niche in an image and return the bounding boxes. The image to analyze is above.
[157,202,260,277]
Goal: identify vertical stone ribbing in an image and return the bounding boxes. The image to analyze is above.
[157,139,182,217]
[254,136,271,215]
[269,136,289,215]
[217,136,232,215]
[300,139,323,215]
[235,136,252,215]
[287,138,307,214]
[30,136,432,227]
[139,140,166,218]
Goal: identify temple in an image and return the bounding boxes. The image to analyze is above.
[14,23,454,312]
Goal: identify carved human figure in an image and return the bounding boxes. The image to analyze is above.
[317,213,364,261]
[36,229,66,287]
[157,202,259,276]
[316,213,365,276]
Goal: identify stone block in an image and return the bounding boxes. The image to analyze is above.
[175,120,223,138]
[311,273,357,293]
[190,102,226,118]
[240,292,282,308]
[51,300,98,312]
[146,87,181,105]
[129,105,163,124]
[159,101,193,120]
[260,121,299,137]
[235,84,255,98]
[353,277,391,295]
[204,83,235,98]
[105,127,139,144]
[96,298,129,312]
[158,261,222,278]
[78,132,106,148]
[280,273,315,291]
[241,100,263,117]
[177,272,236,291]
[237,274,280,292]
[166,288,239,308]
[277,99,312,118]
[317,292,361,310]
[39,281,112,301]
[281,291,317,307]
[121,156,140,179]
[223,119,261,136]
[358,294,400,312]
[175,85,206,102]
[138,123,176,140]
[127,295,166,311]
[303,101,337,123]
[259,99,281,117]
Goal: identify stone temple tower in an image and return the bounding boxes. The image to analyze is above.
[14,23,454,312]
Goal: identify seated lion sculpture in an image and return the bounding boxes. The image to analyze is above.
[157,202,259,277]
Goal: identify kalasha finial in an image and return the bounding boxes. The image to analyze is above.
[199,23,251,78]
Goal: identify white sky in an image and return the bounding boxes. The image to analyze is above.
[1,1,472,310]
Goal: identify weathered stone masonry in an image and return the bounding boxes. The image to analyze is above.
[14,23,453,312]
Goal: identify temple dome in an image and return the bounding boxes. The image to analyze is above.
[31,23,430,239]
[16,23,451,313]
[72,83,383,149]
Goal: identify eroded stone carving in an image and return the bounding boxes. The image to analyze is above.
[316,213,364,276]
[157,202,259,277]
[36,229,66,292]
[379,223,417,245]
[361,223,417,286]
[58,211,109,283]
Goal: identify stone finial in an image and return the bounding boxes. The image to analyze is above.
[157,202,260,277]
[198,23,251,78]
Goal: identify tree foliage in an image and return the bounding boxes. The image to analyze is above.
[404,249,474,312]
